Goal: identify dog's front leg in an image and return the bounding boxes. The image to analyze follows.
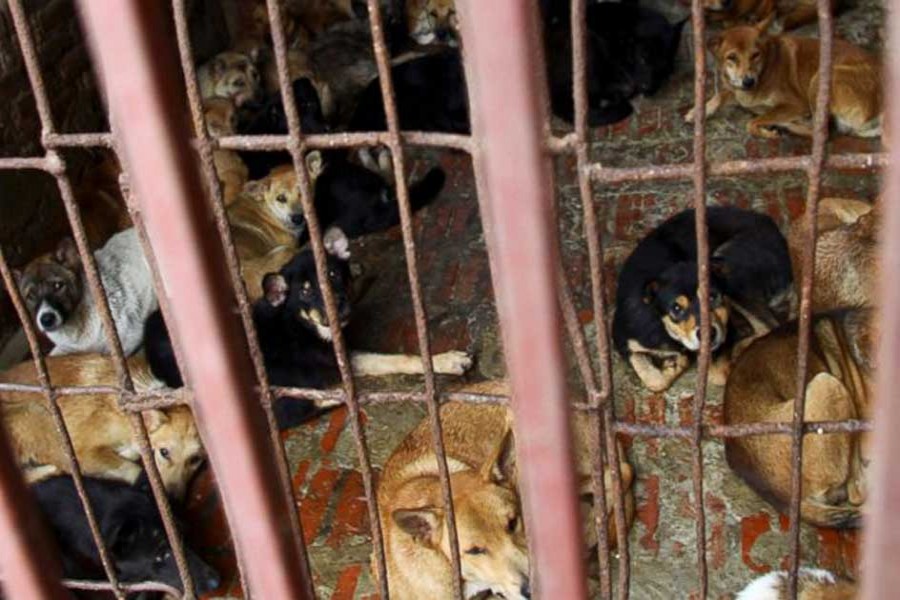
[748,104,810,138]
[350,351,472,376]
[685,87,733,123]
[628,351,688,392]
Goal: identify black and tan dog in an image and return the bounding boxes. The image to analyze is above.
[613,206,794,392]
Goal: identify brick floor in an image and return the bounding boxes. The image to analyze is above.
[188,1,884,597]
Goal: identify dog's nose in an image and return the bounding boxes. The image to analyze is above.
[290,213,305,226]
[520,580,531,599]
[741,75,757,89]
[39,312,59,330]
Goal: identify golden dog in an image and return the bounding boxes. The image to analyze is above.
[376,381,635,599]
[203,97,249,207]
[687,17,882,139]
[0,353,204,500]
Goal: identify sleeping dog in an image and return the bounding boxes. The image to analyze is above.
[544,2,686,126]
[33,475,220,598]
[145,229,472,428]
[15,228,157,356]
[613,206,794,392]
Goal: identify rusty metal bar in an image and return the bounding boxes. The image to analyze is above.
[77,2,311,598]
[786,1,834,596]
[262,0,390,596]
[861,1,900,595]
[458,1,587,597]
[689,0,711,596]
[566,0,631,596]
[365,1,465,596]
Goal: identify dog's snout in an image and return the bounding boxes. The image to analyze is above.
[38,309,61,331]
[290,213,305,226]
[200,570,221,594]
[520,579,532,599]
[741,75,757,89]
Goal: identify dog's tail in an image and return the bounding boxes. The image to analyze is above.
[408,167,447,211]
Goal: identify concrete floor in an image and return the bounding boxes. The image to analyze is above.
[188,1,884,597]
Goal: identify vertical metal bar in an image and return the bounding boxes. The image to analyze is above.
[786,1,833,596]
[168,1,314,594]
[567,0,632,595]
[263,0,390,596]
[860,3,900,595]
[364,2,465,597]
[77,3,312,598]
[458,1,587,597]
[689,0,710,597]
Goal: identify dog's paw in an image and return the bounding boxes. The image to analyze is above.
[685,106,697,123]
[433,350,473,375]
[749,122,781,138]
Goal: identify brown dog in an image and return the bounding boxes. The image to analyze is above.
[0,354,204,500]
[704,0,836,32]
[197,50,263,108]
[788,197,878,313]
[687,18,882,139]
[203,97,249,207]
[725,308,872,527]
[376,381,635,599]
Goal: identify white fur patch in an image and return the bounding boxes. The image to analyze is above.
[736,569,836,599]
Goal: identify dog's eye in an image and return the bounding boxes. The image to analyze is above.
[751,51,761,60]
[669,303,685,317]
[158,448,170,460]
[52,281,64,291]
[328,269,337,279]
[506,515,519,533]
[276,193,287,204]
[709,291,722,306]
[726,53,738,62]
[465,546,488,555]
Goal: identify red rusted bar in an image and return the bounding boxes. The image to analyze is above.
[860,1,900,596]
[689,0,711,596]
[458,1,587,597]
[0,427,70,600]
[76,2,311,598]
[215,131,472,152]
[786,1,834,596]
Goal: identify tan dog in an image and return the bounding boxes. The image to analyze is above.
[736,568,856,599]
[228,155,323,261]
[725,308,873,527]
[376,381,635,599]
[704,0,836,32]
[788,197,877,313]
[203,97,249,207]
[0,354,204,500]
[197,50,262,108]
[687,18,882,139]
[406,0,458,45]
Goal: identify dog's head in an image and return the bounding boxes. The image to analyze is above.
[408,0,459,45]
[708,17,774,91]
[203,97,239,137]
[203,51,262,107]
[101,484,220,595]
[241,153,325,237]
[14,238,84,334]
[260,228,352,341]
[391,430,531,599]
[238,77,329,137]
[643,261,730,352]
[142,406,205,501]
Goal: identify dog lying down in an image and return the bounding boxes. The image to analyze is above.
[375,380,635,600]
[145,229,472,429]
[613,206,794,392]
[33,475,220,598]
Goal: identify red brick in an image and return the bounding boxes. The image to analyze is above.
[636,475,660,554]
[705,493,727,570]
[331,564,363,600]
[327,470,370,547]
[740,511,774,573]
[300,466,341,544]
[321,408,349,454]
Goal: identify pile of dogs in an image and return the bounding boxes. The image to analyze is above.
[0,0,883,597]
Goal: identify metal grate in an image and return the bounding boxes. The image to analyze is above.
[0,0,890,599]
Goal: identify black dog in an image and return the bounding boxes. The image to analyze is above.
[544,3,686,126]
[144,233,355,428]
[237,77,330,180]
[348,49,469,134]
[612,206,794,392]
[32,475,219,599]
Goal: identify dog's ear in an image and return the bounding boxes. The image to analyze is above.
[262,273,289,307]
[706,33,723,57]
[54,238,81,270]
[142,409,169,433]
[755,11,776,35]
[392,507,443,547]
[305,150,324,179]
[642,280,659,304]
[242,179,268,198]
[323,227,351,261]
[482,428,516,484]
